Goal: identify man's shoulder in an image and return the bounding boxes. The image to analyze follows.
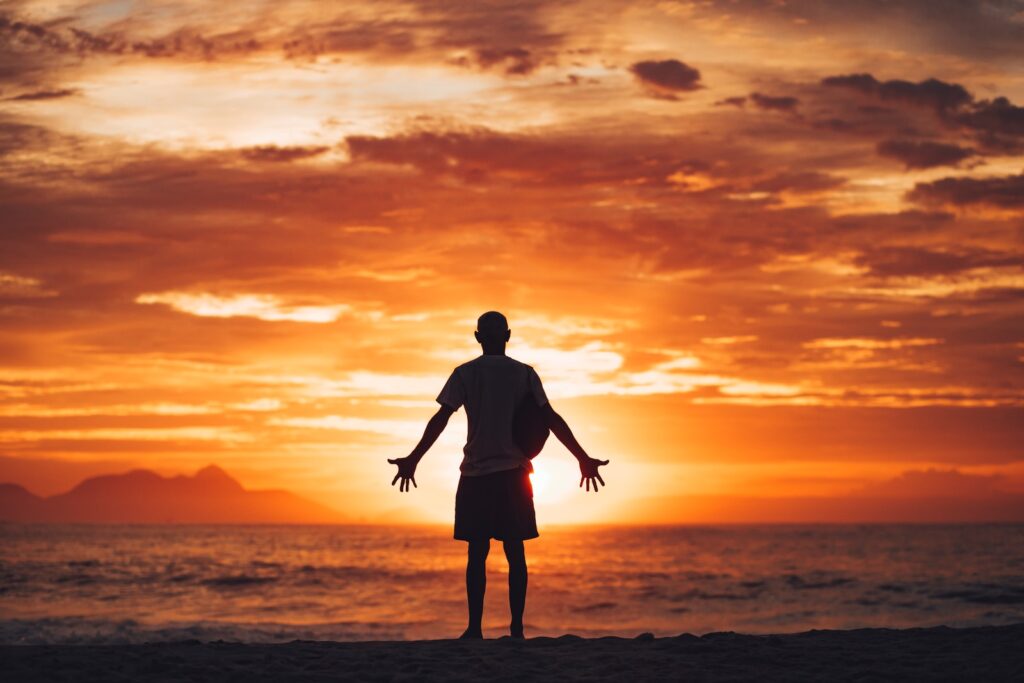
[456,355,531,372]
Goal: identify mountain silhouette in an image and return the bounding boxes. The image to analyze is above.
[0,465,344,524]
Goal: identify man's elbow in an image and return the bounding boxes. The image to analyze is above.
[542,403,562,430]
[433,405,455,426]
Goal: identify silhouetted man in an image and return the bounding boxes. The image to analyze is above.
[388,311,609,639]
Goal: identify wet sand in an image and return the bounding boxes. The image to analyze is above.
[2,623,1023,682]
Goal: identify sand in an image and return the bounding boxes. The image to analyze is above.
[2,623,1022,682]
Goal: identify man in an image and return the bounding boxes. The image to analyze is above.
[387,311,610,639]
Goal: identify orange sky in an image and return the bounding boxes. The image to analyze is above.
[1,0,1023,523]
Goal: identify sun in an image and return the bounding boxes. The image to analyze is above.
[529,458,580,507]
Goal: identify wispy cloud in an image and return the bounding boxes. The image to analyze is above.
[136,292,350,323]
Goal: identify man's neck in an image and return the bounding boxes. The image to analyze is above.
[480,345,506,356]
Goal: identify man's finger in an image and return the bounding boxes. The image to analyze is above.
[387,458,398,464]
[597,473,606,486]
[579,476,584,488]
[599,459,610,466]
[411,477,417,488]
[392,474,400,486]
[591,477,599,492]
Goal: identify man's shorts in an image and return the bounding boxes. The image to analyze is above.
[454,466,539,541]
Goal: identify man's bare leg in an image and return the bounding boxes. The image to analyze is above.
[503,539,527,638]
[461,538,489,639]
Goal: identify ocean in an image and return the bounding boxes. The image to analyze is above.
[1,523,1022,644]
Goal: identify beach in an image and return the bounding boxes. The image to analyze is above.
[3,623,1023,682]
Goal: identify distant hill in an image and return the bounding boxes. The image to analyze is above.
[0,465,345,524]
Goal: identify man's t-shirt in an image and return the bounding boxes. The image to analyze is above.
[436,354,549,477]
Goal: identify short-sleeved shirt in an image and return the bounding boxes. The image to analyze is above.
[436,354,549,477]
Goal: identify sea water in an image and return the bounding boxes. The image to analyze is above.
[1,523,1022,643]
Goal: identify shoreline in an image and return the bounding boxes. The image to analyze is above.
[3,623,1023,682]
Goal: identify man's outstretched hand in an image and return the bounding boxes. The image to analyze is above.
[388,456,418,492]
[579,456,610,492]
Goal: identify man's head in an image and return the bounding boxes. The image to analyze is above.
[475,311,510,347]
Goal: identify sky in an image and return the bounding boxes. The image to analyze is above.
[1,0,1023,523]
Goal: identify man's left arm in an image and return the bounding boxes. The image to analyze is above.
[388,404,455,492]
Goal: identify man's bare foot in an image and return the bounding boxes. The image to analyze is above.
[459,628,483,639]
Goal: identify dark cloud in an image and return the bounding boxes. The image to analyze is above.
[854,246,1024,278]
[449,47,540,75]
[875,139,974,169]
[629,59,702,99]
[822,73,972,113]
[239,145,330,163]
[749,92,798,112]
[821,72,1024,152]
[5,88,78,101]
[908,172,1024,208]
[956,97,1024,152]
[716,96,746,107]
[476,47,534,74]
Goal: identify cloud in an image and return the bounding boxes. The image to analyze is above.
[821,73,972,113]
[960,97,1024,136]
[467,47,538,75]
[629,59,702,99]
[0,1,564,89]
[875,139,974,169]
[853,246,1023,278]
[5,88,78,101]
[749,92,798,112]
[907,172,1024,208]
[673,1,1024,63]
[715,96,747,107]
[803,338,942,350]
[0,272,56,298]
[820,72,1024,151]
[135,292,350,323]
[239,145,330,163]
[701,336,757,345]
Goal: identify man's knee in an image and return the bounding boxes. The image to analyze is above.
[502,540,525,564]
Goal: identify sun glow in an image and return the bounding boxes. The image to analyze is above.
[530,458,584,507]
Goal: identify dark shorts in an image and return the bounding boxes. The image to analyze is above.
[454,467,539,542]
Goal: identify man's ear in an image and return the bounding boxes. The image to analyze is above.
[504,329,511,341]
[474,331,481,343]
